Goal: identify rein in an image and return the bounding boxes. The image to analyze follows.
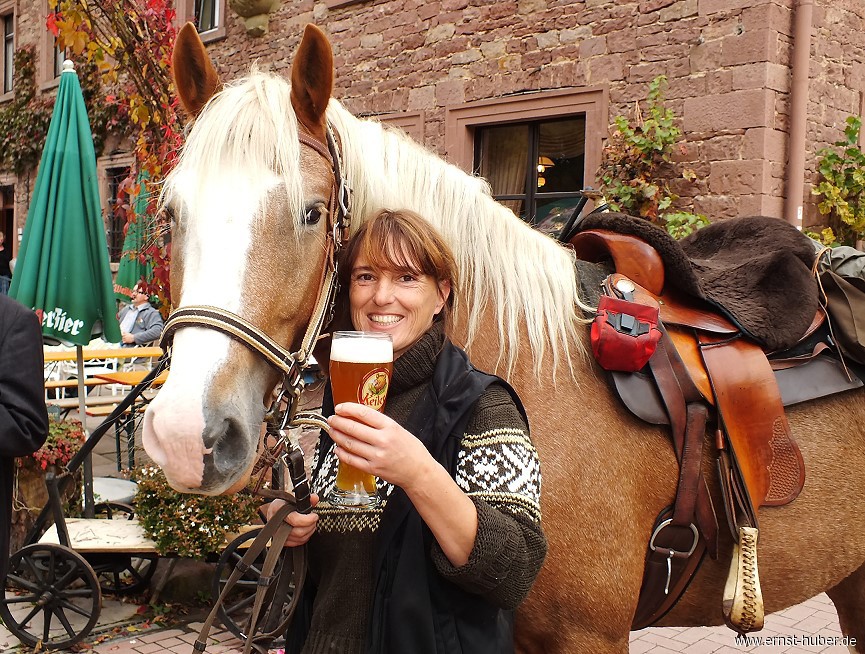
[161,123,350,654]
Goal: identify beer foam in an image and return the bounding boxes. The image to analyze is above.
[331,335,393,363]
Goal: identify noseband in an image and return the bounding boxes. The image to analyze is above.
[160,123,350,417]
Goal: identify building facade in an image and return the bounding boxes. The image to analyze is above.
[0,0,863,258]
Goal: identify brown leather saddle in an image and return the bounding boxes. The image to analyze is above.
[569,214,864,632]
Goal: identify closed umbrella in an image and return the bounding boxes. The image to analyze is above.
[113,169,153,302]
[10,60,121,516]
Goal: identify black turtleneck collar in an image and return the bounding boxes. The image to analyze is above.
[390,321,446,394]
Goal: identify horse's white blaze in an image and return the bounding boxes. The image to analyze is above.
[142,328,228,489]
[142,168,279,489]
[172,167,279,311]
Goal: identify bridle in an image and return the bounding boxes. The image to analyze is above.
[160,121,349,440]
[158,122,351,654]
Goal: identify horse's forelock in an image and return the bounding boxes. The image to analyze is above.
[163,70,306,233]
[326,102,587,377]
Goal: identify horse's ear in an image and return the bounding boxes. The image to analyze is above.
[291,24,334,133]
[172,22,221,117]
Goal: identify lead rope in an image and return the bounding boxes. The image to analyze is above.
[192,413,318,654]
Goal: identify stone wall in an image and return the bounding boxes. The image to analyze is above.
[5,0,863,228]
[200,0,864,226]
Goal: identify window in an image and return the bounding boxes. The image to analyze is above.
[474,117,586,225]
[106,167,130,263]
[445,87,608,231]
[195,0,217,33]
[2,10,12,94]
[176,0,226,42]
[52,40,66,79]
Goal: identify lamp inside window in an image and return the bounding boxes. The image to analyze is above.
[537,156,555,188]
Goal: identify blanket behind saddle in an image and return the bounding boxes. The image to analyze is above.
[576,213,819,352]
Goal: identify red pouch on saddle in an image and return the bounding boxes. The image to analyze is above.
[591,295,662,372]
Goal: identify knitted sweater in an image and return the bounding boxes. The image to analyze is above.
[301,326,546,654]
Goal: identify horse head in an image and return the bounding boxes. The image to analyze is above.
[142,23,338,494]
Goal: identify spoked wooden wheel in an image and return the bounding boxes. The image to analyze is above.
[212,528,291,647]
[90,502,158,594]
[0,543,101,650]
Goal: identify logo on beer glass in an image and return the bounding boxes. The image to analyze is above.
[359,368,390,410]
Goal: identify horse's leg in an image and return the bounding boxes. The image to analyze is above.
[827,562,865,653]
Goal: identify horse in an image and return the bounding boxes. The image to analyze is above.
[142,22,865,653]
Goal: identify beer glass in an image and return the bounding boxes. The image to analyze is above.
[325,331,393,508]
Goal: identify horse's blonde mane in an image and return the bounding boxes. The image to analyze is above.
[164,68,586,376]
[162,68,306,231]
[327,102,587,375]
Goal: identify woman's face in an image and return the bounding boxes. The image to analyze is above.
[349,254,450,358]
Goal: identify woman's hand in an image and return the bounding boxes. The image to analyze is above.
[264,494,320,547]
[328,403,433,491]
[330,402,479,566]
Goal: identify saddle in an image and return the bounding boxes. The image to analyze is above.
[569,214,864,633]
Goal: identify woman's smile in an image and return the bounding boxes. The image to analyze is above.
[350,255,450,358]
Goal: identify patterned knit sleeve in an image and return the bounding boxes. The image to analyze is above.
[429,383,547,609]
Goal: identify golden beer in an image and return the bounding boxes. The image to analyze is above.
[326,332,392,508]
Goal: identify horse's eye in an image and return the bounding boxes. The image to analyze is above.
[304,205,325,225]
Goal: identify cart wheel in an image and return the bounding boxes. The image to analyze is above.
[0,543,101,650]
[89,552,158,595]
[93,502,136,519]
[89,501,158,594]
[212,528,291,647]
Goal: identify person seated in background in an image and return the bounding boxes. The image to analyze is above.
[118,284,164,347]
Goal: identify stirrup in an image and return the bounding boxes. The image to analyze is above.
[722,526,764,633]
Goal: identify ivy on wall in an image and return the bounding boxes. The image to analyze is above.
[0,46,121,178]
[0,48,53,176]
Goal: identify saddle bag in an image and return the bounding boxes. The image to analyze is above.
[591,292,662,372]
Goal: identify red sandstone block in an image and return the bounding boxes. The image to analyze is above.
[708,159,770,195]
[743,127,787,162]
[588,54,625,83]
[700,0,761,13]
[640,0,676,12]
[721,29,778,68]
[683,88,774,132]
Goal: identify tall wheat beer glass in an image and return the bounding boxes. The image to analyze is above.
[325,331,393,508]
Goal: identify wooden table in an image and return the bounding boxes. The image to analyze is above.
[43,346,163,363]
[93,370,169,387]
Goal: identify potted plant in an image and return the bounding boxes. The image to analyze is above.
[811,116,865,249]
[11,416,85,552]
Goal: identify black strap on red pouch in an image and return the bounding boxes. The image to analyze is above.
[591,276,662,372]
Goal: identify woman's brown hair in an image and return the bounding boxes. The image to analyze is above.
[337,209,459,336]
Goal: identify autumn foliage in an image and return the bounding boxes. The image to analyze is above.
[48,0,184,311]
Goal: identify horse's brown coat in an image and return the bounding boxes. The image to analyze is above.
[160,24,865,653]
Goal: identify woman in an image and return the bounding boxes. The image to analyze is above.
[272,209,546,654]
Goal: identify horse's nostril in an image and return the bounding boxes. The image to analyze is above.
[205,417,249,474]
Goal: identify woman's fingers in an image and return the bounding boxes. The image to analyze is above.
[263,495,320,547]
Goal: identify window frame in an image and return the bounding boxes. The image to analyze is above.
[0,1,13,99]
[444,87,608,202]
[360,111,425,144]
[175,0,227,43]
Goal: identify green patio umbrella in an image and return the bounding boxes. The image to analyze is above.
[113,170,154,303]
[10,60,121,516]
